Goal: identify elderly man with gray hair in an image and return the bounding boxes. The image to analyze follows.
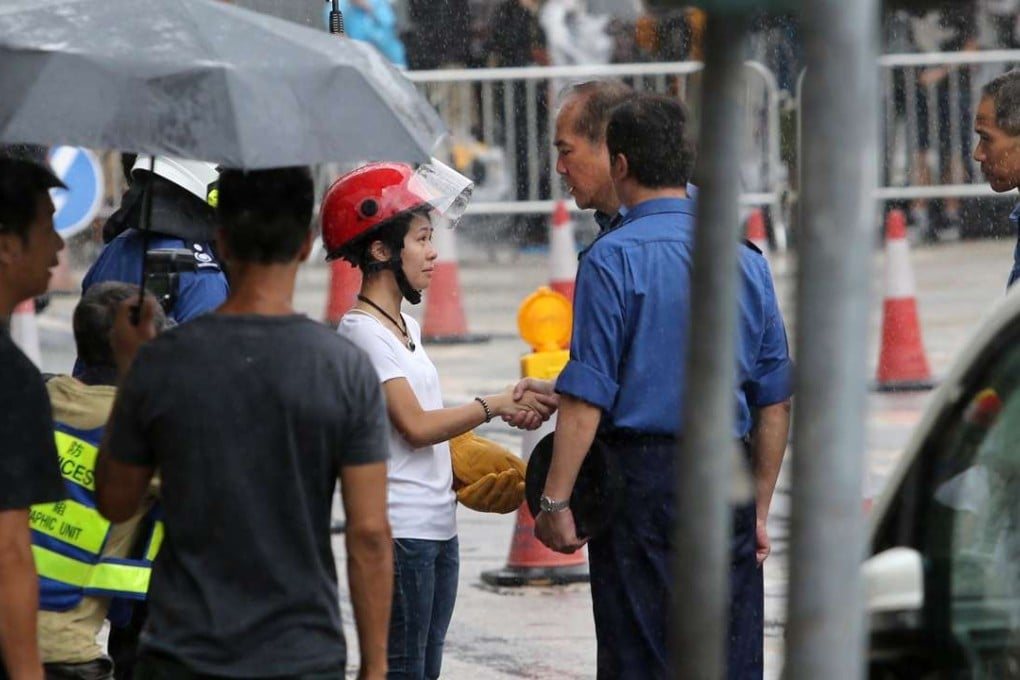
[974,69,1020,288]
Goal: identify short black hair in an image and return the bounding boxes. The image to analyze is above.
[217,167,314,264]
[982,70,1020,137]
[342,207,429,273]
[606,94,695,189]
[74,282,168,370]
[559,80,635,143]
[0,156,63,241]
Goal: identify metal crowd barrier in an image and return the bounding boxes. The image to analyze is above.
[878,49,1020,202]
[797,50,1020,208]
[403,61,785,229]
[92,61,785,250]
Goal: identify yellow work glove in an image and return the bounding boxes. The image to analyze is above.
[450,431,525,513]
[456,470,525,514]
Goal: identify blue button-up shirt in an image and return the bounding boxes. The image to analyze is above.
[1008,202,1020,289]
[556,197,793,438]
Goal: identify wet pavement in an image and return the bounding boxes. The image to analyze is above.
[34,235,1013,678]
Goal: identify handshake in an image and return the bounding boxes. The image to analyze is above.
[473,377,559,432]
[451,378,558,514]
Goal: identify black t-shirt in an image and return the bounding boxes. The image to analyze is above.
[0,327,64,511]
[106,314,389,677]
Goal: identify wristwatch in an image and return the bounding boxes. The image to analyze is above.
[539,494,570,513]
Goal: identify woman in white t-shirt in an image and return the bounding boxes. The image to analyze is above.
[320,161,551,680]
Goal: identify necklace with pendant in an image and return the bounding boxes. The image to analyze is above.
[357,295,415,352]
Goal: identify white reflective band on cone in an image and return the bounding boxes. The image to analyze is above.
[884,240,916,300]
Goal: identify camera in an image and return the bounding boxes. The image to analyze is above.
[144,248,198,313]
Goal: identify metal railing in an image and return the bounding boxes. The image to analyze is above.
[797,50,1020,207]
[404,60,785,221]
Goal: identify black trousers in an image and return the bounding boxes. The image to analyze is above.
[134,652,344,680]
[45,658,114,680]
[587,436,763,680]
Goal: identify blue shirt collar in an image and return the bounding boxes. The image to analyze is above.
[594,205,629,234]
[618,197,696,226]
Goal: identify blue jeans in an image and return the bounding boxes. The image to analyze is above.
[388,537,459,680]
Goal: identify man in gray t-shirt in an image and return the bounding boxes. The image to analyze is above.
[95,167,393,679]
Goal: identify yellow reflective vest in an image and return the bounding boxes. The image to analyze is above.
[31,426,162,611]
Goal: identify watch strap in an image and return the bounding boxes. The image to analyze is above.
[540,494,570,513]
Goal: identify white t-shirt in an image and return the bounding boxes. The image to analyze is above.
[337,311,457,540]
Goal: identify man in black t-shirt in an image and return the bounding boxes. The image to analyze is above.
[0,146,68,679]
[95,167,393,680]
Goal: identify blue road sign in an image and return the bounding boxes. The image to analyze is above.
[48,146,105,238]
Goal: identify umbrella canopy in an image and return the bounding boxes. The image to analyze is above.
[0,0,445,168]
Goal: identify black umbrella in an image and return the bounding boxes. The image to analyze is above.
[0,0,445,167]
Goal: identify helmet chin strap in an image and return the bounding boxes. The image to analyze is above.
[391,269,420,305]
[392,261,422,305]
[364,256,421,305]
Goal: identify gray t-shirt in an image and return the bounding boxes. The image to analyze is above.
[106,314,389,677]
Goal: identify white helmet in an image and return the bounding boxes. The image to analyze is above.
[132,155,219,205]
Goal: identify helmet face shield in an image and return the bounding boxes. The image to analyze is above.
[320,159,473,262]
[405,158,473,227]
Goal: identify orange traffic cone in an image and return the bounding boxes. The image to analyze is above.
[11,299,41,368]
[323,260,362,327]
[549,200,576,303]
[422,225,487,344]
[481,420,589,587]
[875,209,934,391]
[745,208,769,256]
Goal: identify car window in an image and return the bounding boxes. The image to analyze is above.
[925,345,1020,676]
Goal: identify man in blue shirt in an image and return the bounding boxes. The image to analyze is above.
[535,94,793,679]
[973,70,1020,288]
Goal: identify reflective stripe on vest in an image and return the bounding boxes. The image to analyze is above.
[32,428,160,608]
[53,430,98,490]
[146,521,164,562]
[32,545,150,598]
[30,498,109,554]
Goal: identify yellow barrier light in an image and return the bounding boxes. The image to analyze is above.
[518,287,573,380]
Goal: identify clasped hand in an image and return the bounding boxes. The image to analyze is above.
[498,378,559,431]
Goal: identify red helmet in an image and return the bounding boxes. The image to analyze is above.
[320,160,472,262]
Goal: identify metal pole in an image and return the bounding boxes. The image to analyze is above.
[670,12,747,679]
[786,0,878,677]
[526,79,539,200]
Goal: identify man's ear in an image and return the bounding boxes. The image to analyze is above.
[610,152,629,183]
[297,228,315,263]
[0,232,22,267]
